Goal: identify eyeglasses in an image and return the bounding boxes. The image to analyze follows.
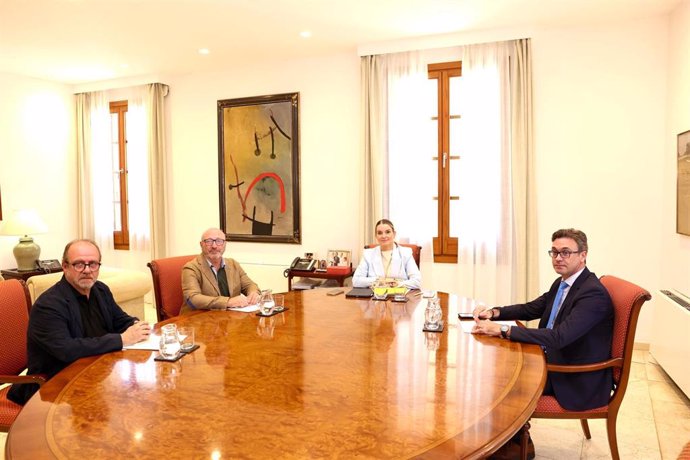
[548,249,582,259]
[68,261,102,272]
[202,238,226,246]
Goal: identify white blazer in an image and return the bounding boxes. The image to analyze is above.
[352,244,422,290]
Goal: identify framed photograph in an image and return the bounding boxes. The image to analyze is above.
[677,129,690,236]
[218,92,301,243]
[327,249,351,267]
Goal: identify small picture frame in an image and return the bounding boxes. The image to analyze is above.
[327,249,351,267]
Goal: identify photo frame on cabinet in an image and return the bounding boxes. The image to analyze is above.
[217,92,301,244]
[327,249,351,268]
[677,129,690,236]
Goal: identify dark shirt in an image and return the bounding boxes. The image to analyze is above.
[74,286,109,338]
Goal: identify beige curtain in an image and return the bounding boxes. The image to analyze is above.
[147,83,169,259]
[360,55,388,246]
[75,93,94,240]
[510,39,539,301]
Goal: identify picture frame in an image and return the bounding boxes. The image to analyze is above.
[677,129,690,236]
[217,92,301,243]
[327,249,351,267]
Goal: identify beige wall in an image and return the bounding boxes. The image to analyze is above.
[0,72,77,268]
[663,0,690,293]
[3,10,687,344]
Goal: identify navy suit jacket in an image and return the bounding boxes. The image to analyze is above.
[498,267,614,411]
[7,277,137,405]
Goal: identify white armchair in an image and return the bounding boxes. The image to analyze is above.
[26,267,151,319]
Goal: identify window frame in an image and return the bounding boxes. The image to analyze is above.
[109,100,130,250]
[428,61,461,263]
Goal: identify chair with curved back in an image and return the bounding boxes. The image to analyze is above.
[519,275,651,460]
[363,243,421,268]
[0,279,47,432]
[147,255,195,322]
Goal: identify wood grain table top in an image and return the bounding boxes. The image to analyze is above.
[6,290,545,459]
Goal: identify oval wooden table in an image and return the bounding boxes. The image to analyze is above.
[6,290,545,459]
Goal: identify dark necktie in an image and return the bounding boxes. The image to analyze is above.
[217,266,230,297]
[546,281,568,329]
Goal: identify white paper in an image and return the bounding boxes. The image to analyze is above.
[460,320,517,334]
[227,303,260,313]
[123,334,161,350]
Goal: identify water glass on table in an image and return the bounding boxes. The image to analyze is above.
[273,293,285,312]
[178,326,195,352]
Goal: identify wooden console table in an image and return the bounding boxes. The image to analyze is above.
[1,267,62,282]
[287,267,353,290]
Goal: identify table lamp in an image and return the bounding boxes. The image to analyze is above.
[0,208,49,271]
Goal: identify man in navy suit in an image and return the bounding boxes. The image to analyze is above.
[473,228,614,410]
[472,228,613,459]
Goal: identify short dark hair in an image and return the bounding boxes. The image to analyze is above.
[552,228,588,252]
[375,219,395,232]
[62,239,102,264]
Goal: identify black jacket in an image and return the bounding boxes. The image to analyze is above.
[8,277,137,405]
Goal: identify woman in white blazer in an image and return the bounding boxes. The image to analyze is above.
[353,219,422,290]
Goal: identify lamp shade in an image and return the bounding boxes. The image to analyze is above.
[0,208,48,236]
[0,209,49,271]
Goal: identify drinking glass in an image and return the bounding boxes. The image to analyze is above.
[273,293,285,312]
[159,324,181,358]
[259,289,275,315]
[424,298,442,330]
[178,326,195,352]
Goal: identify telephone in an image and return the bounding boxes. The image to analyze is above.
[290,257,316,271]
[36,259,62,273]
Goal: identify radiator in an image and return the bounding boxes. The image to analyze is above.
[649,289,690,398]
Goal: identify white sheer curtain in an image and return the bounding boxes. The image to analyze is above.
[76,90,114,249]
[361,51,432,248]
[362,39,536,306]
[452,40,535,305]
[126,87,151,252]
[453,42,512,304]
[76,83,170,257]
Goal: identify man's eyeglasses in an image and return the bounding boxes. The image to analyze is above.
[202,238,226,246]
[69,261,102,272]
[548,249,582,259]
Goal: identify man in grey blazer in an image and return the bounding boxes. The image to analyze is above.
[180,228,260,314]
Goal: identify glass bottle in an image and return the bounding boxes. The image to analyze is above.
[159,323,181,358]
[258,289,275,315]
[424,297,442,330]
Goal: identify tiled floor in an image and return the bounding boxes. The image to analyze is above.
[2,347,688,459]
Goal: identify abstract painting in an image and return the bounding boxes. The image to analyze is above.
[218,93,301,243]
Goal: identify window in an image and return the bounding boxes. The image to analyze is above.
[109,100,129,250]
[428,61,461,263]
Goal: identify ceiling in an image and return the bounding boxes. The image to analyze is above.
[0,0,680,85]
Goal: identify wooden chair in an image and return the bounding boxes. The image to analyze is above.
[147,255,195,322]
[520,275,651,460]
[363,243,421,268]
[0,279,46,432]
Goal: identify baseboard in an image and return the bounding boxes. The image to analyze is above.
[634,342,649,351]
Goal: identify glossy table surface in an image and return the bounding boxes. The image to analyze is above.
[7,290,545,459]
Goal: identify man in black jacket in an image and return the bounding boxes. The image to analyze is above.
[8,239,151,405]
